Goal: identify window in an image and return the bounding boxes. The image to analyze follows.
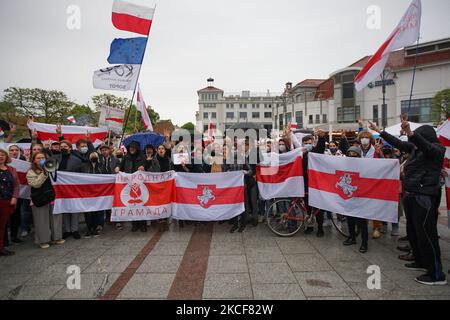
[203,112,208,119]
[264,112,272,118]
[239,112,247,119]
[315,114,320,124]
[309,115,313,124]
[211,112,217,119]
[204,104,216,109]
[226,112,234,119]
[285,112,292,124]
[264,104,271,109]
[226,104,233,109]
[252,112,260,119]
[252,104,259,109]
[342,83,354,99]
[322,114,327,124]
[204,125,209,132]
[373,105,379,124]
[338,106,360,123]
[401,98,435,123]
[279,117,283,129]
[239,104,247,109]
[296,111,303,128]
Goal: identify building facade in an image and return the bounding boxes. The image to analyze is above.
[276,37,450,131]
[195,78,282,133]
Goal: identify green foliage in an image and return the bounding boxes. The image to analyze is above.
[432,89,450,122]
[181,122,195,131]
[91,94,130,111]
[123,104,160,134]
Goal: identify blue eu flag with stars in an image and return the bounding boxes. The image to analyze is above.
[107,37,148,65]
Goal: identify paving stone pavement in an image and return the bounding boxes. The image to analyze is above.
[0,218,449,300]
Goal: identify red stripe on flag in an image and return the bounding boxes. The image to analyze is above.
[112,12,152,35]
[106,117,124,124]
[175,186,244,205]
[54,183,115,199]
[257,157,303,184]
[446,186,450,211]
[439,136,450,147]
[308,169,399,202]
[354,29,399,84]
[37,131,107,144]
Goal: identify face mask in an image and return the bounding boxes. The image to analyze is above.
[80,147,88,154]
[61,149,69,155]
[52,150,60,155]
[330,148,338,154]
[304,144,313,152]
[361,138,370,146]
[38,159,46,167]
[279,145,287,153]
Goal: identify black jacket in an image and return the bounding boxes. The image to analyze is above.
[381,126,445,196]
[303,136,326,192]
[30,176,55,208]
[156,154,173,172]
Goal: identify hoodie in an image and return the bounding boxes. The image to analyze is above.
[119,141,145,174]
[381,125,445,196]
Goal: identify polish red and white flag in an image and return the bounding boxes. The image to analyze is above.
[112,0,155,36]
[112,171,175,222]
[308,153,400,223]
[257,148,304,200]
[52,172,116,214]
[445,169,450,228]
[28,121,108,145]
[136,85,153,131]
[354,0,421,91]
[174,172,245,221]
[10,158,31,199]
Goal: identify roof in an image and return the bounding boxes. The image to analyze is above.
[294,79,328,88]
[349,40,450,71]
[197,86,224,93]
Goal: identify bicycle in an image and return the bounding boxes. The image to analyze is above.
[265,197,359,238]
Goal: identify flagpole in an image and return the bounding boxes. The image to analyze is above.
[406,35,421,115]
[119,5,157,147]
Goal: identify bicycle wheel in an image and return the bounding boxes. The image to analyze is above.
[329,213,360,238]
[266,199,306,237]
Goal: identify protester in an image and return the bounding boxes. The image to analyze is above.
[342,146,369,253]
[371,120,447,285]
[0,149,19,256]
[81,151,103,238]
[99,144,119,229]
[26,152,64,248]
[301,130,327,237]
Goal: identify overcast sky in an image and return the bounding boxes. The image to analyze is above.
[1,0,449,126]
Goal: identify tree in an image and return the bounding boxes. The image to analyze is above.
[432,89,450,122]
[181,122,195,131]
[123,104,160,134]
[91,94,130,111]
[70,104,99,126]
[3,87,74,123]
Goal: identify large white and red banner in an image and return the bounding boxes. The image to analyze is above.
[173,172,245,221]
[28,122,108,145]
[112,0,155,36]
[10,158,31,199]
[308,153,400,223]
[355,0,421,91]
[52,172,116,214]
[111,171,175,222]
[257,148,304,200]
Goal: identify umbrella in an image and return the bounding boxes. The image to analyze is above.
[0,119,11,132]
[123,132,165,151]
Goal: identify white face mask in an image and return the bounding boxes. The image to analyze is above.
[279,145,287,153]
[361,138,370,146]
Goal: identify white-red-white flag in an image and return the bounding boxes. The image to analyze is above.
[257,148,304,200]
[52,172,116,214]
[437,118,450,159]
[67,116,76,124]
[10,158,31,199]
[136,85,153,131]
[111,171,175,222]
[174,172,245,221]
[445,169,450,229]
[112,0,155,36]
[308,153,400,223]
[355,0,421,91]
[28,122,108,145]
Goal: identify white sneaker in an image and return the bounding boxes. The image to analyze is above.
[39,243,50,249]
[21,231,28,237]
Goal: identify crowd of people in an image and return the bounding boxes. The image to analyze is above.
[0,117,448,286]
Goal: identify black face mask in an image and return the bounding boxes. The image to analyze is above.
[61,149,70,155]
[52,150,61,155]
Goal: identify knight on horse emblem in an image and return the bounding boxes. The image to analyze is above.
[335,173,358,198]
[197,186,216,208]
